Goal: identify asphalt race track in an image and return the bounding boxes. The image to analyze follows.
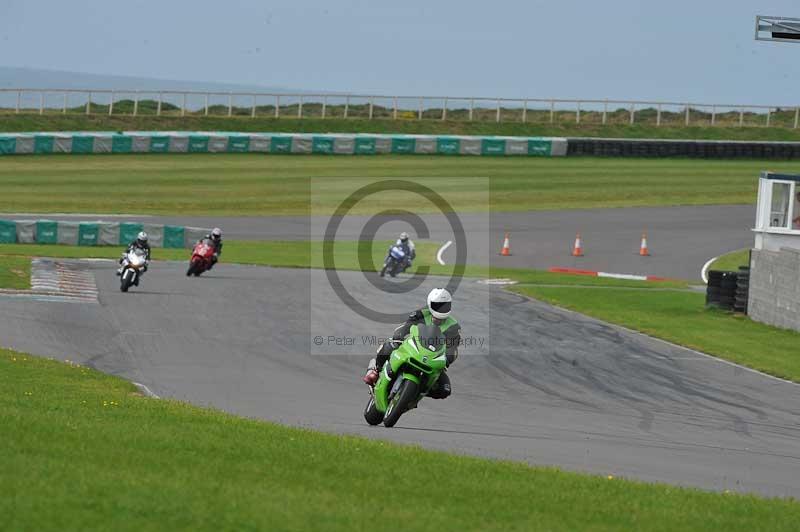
[9,204,755,280]
[2,260,799,497]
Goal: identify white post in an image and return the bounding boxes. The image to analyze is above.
[228,93,233,117]
[711,105,716,126]
[368,97,373,120]
[344,95,349,118]
[684,104,690,126]
[576,101,581,124]
[739,108,744,127]
[109,91,114,115]
[134,91,139,116]
[549,100,554,123]
[442,98,447,121]
[204,93,209,116]
[629,102,635,125]
[766,108,771,127]
[86,91,92,115]
[469,99,474,121]
[15,90,20,114]
[322,96,327,119]
[656,103,661,126]
[157,92,162,116]
[392,97,397,120]
[298,95,303,118]
[63,93,68,114]
[182,93,187,117]
[522,100,527,123]
[39,92,44,115]
[251,94,256,118]
[275,95,280,118]
[602,100,607,125]
[794,108,799,129]
[496,100,501,123]
[418,98,423,120]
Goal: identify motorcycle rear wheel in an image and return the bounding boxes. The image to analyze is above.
[383,379,418,428]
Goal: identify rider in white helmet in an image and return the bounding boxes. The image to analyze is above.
[363,288,461,400]
[197,227,223,269]
[396,231,416,272]
[117,231,151,275]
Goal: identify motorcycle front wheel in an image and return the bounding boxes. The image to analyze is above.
[363,394,384,426]
[383,379,418,428]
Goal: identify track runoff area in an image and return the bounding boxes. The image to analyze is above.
[2,158,799,502]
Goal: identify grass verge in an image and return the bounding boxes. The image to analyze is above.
[0,154,774,215]
[513,285,800,382]
[708,248,750,272]
[5,113,800,141]
[0,255,30,289]
[3,347,799,531]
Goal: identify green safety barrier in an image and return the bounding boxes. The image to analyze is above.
[36,220,58,244]
[271,136,292,153]
[0,132,566,157]
[163,225,185,248]
[119,222,143,245]
[0,136,16,155]
[0,220,16,243]
[78,223,99,246]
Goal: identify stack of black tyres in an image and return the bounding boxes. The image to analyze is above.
[735,267,750,314]
[706,270,738,310]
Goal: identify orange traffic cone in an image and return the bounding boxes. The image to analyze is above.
[639,231,650,256]
[572,232,584,257]
[500,233,511,256]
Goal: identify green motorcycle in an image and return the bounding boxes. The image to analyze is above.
[364,323,448,427]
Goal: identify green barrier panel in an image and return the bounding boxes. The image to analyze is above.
[119,222,144,245]
[481,138,506,155]
[0,136,16,154]
[163,225,185,248]
[271,136,292,153]
[528,139,552,156]
[78,223,99,246]
[312,137,335,154]
[34,135,54,154]
[227,136,250,152]
[71,136,95,154]
[391,138,416,154]
[149,136,170,153]
[188,136,210,152]
[112,135,133,153]
[36,221,58,244]
[354,137,376,154]
[0,220,16,243]
[437,137,460,155]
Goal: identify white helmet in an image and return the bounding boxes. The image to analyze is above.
[137,231,148,243]
[427,288,452,320]
[211,227,222,239]
[399,231,409,243]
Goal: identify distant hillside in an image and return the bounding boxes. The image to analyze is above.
[0,66,307,93]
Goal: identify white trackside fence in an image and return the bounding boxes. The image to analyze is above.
[2,88,800,128]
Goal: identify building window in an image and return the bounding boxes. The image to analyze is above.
[769,182,792,229]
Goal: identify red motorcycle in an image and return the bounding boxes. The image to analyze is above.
[186,238,216,277]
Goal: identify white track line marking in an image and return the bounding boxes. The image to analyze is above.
[133,382,160,399]
[700,256,718,284]
[436,240,452,266]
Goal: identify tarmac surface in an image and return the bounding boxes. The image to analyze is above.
[8,204,755,280]
[2,260,799,497]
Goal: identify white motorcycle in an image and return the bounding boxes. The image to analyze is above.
[119,248,148,292]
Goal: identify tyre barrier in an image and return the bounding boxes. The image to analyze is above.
[706,268,749,314]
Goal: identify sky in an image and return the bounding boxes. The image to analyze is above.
[1,0,800,104]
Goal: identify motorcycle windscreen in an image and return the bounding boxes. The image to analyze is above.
[390,246,405,259]
[415,324,446,355]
